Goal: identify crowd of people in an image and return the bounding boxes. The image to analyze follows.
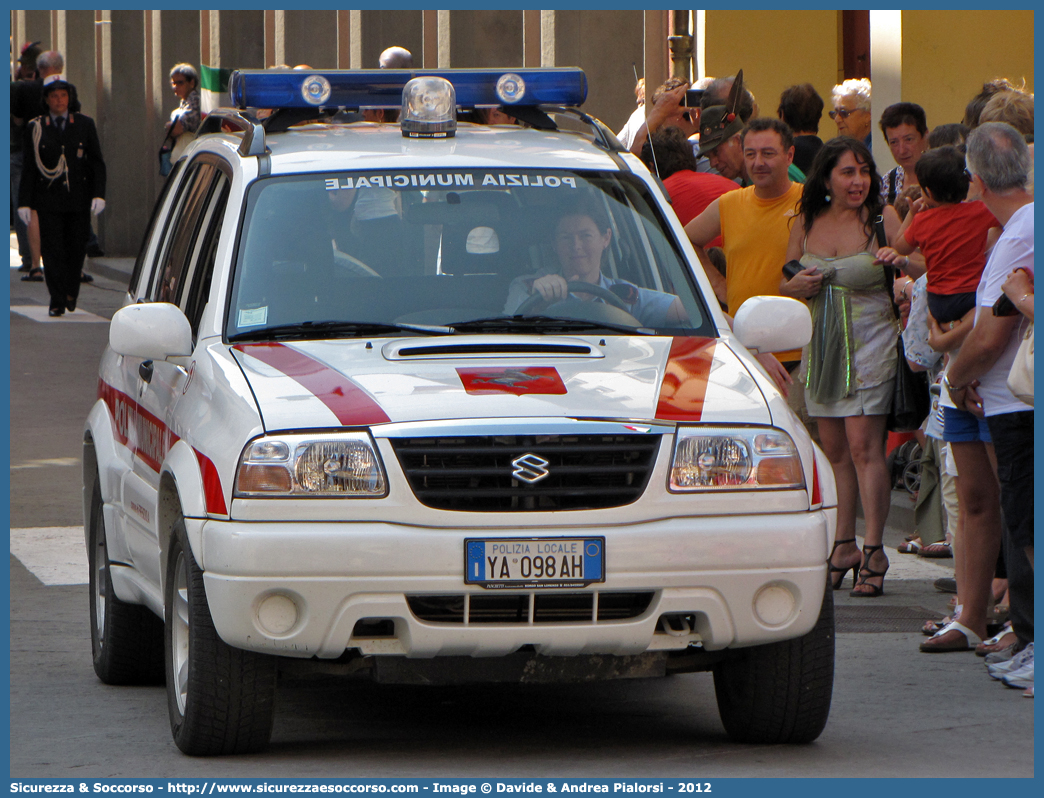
[622,71,1034,697]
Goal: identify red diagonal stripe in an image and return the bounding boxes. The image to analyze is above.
[194,448,228,516]
[655,337,716,421]
[98,379,228,517]
[233,342,390,426]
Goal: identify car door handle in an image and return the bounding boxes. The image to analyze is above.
[138,360,154,384]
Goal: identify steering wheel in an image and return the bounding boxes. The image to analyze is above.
[516,280,631,314]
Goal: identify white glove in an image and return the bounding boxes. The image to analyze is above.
[17,207,31,226]
[91,197,106,215]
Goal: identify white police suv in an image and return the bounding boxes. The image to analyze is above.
[83,68,836,755]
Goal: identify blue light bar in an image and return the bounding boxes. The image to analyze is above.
[229,68,587,111]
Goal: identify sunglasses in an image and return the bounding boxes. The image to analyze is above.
[964,168,975,181]
[828,108,856,120]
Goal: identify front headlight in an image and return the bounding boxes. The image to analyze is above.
[234,433,387,497]
[669,426,805,491]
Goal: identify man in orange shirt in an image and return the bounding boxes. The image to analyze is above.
[685,117,804,393]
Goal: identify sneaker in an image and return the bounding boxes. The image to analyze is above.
[934,577,957,594]
[987,642,1033,680]
[1023,686,1034,698]
[1002,658,1033,690]
[985,643,1018,665]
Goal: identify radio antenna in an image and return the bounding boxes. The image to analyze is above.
[633,62,660,178]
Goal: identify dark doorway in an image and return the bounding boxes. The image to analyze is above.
[842,10,871,80]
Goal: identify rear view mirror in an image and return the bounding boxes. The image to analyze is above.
[109,302,193,361]
[732,296,811,354]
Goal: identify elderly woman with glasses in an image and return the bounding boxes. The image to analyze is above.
[830,78,873,152]
[162,63,201,169]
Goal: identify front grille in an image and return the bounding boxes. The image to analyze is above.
[407,592,654,624]
[389,434,661,511]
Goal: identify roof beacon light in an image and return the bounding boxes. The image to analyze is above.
[401,76,456,139]
[228,68,587,112]
[495,73,526,104]
[301,74,331,106]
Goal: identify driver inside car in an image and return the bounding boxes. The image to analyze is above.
[504,202,689,327]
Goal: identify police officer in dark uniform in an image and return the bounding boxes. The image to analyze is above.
[17,75,106,316]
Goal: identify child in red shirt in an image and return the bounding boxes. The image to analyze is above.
[877,146,999,323]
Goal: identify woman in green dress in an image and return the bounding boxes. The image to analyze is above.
[780,137,902,597]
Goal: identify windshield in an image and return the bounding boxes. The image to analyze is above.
[225,169,715,340]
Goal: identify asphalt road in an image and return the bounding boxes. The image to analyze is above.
[7,253,1033,778]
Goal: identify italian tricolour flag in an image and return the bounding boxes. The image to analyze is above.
[200,64,233,115]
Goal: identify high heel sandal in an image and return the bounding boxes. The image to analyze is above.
[849,544,889,597]
[828,538,860,590]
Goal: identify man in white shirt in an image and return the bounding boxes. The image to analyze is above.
[945,122,1033,675]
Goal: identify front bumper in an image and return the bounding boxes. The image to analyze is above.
[200,509,833,659]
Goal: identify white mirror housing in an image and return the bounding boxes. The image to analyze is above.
[109,302,193,361]
[732,296,812,354]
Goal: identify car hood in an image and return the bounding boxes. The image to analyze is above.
[230,334,771,431]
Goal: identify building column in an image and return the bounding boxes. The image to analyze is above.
[60,11,97,118]
[96,10,151,258]
[346,11,422,70]
[282,12,337,69]
[523,10,540,68]
[870,9,902,171]
[644,10,668,109]
[336,11,351,69]
[267,10,283,68]
[545,10,644,132]
[448,12,522,68]
[209,10,264,70]
[694,10,706,81]
[350,11,364,69]
[539,11,555,67]
[437,10,451,68]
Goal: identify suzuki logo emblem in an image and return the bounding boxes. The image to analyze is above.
[511,453,550,484]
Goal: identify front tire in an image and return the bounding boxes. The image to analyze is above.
[164,519,277,755]
[712,586,834,744]
[88,482,165,685]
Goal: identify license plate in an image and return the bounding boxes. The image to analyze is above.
[465,537,604,589]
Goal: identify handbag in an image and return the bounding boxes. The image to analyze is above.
[875,216,931,431]
[1007,322,1033,405]
[888,335,931,431]
[158,134,174,177]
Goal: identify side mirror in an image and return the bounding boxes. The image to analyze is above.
[733,296,812,354]
[109,302,193,361]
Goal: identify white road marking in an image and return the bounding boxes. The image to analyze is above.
[11,305,107,323]
[10,526,89,585]
[10,457,81,470]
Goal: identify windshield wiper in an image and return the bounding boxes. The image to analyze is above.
[228,320,454,342]
[448,315,657,336]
